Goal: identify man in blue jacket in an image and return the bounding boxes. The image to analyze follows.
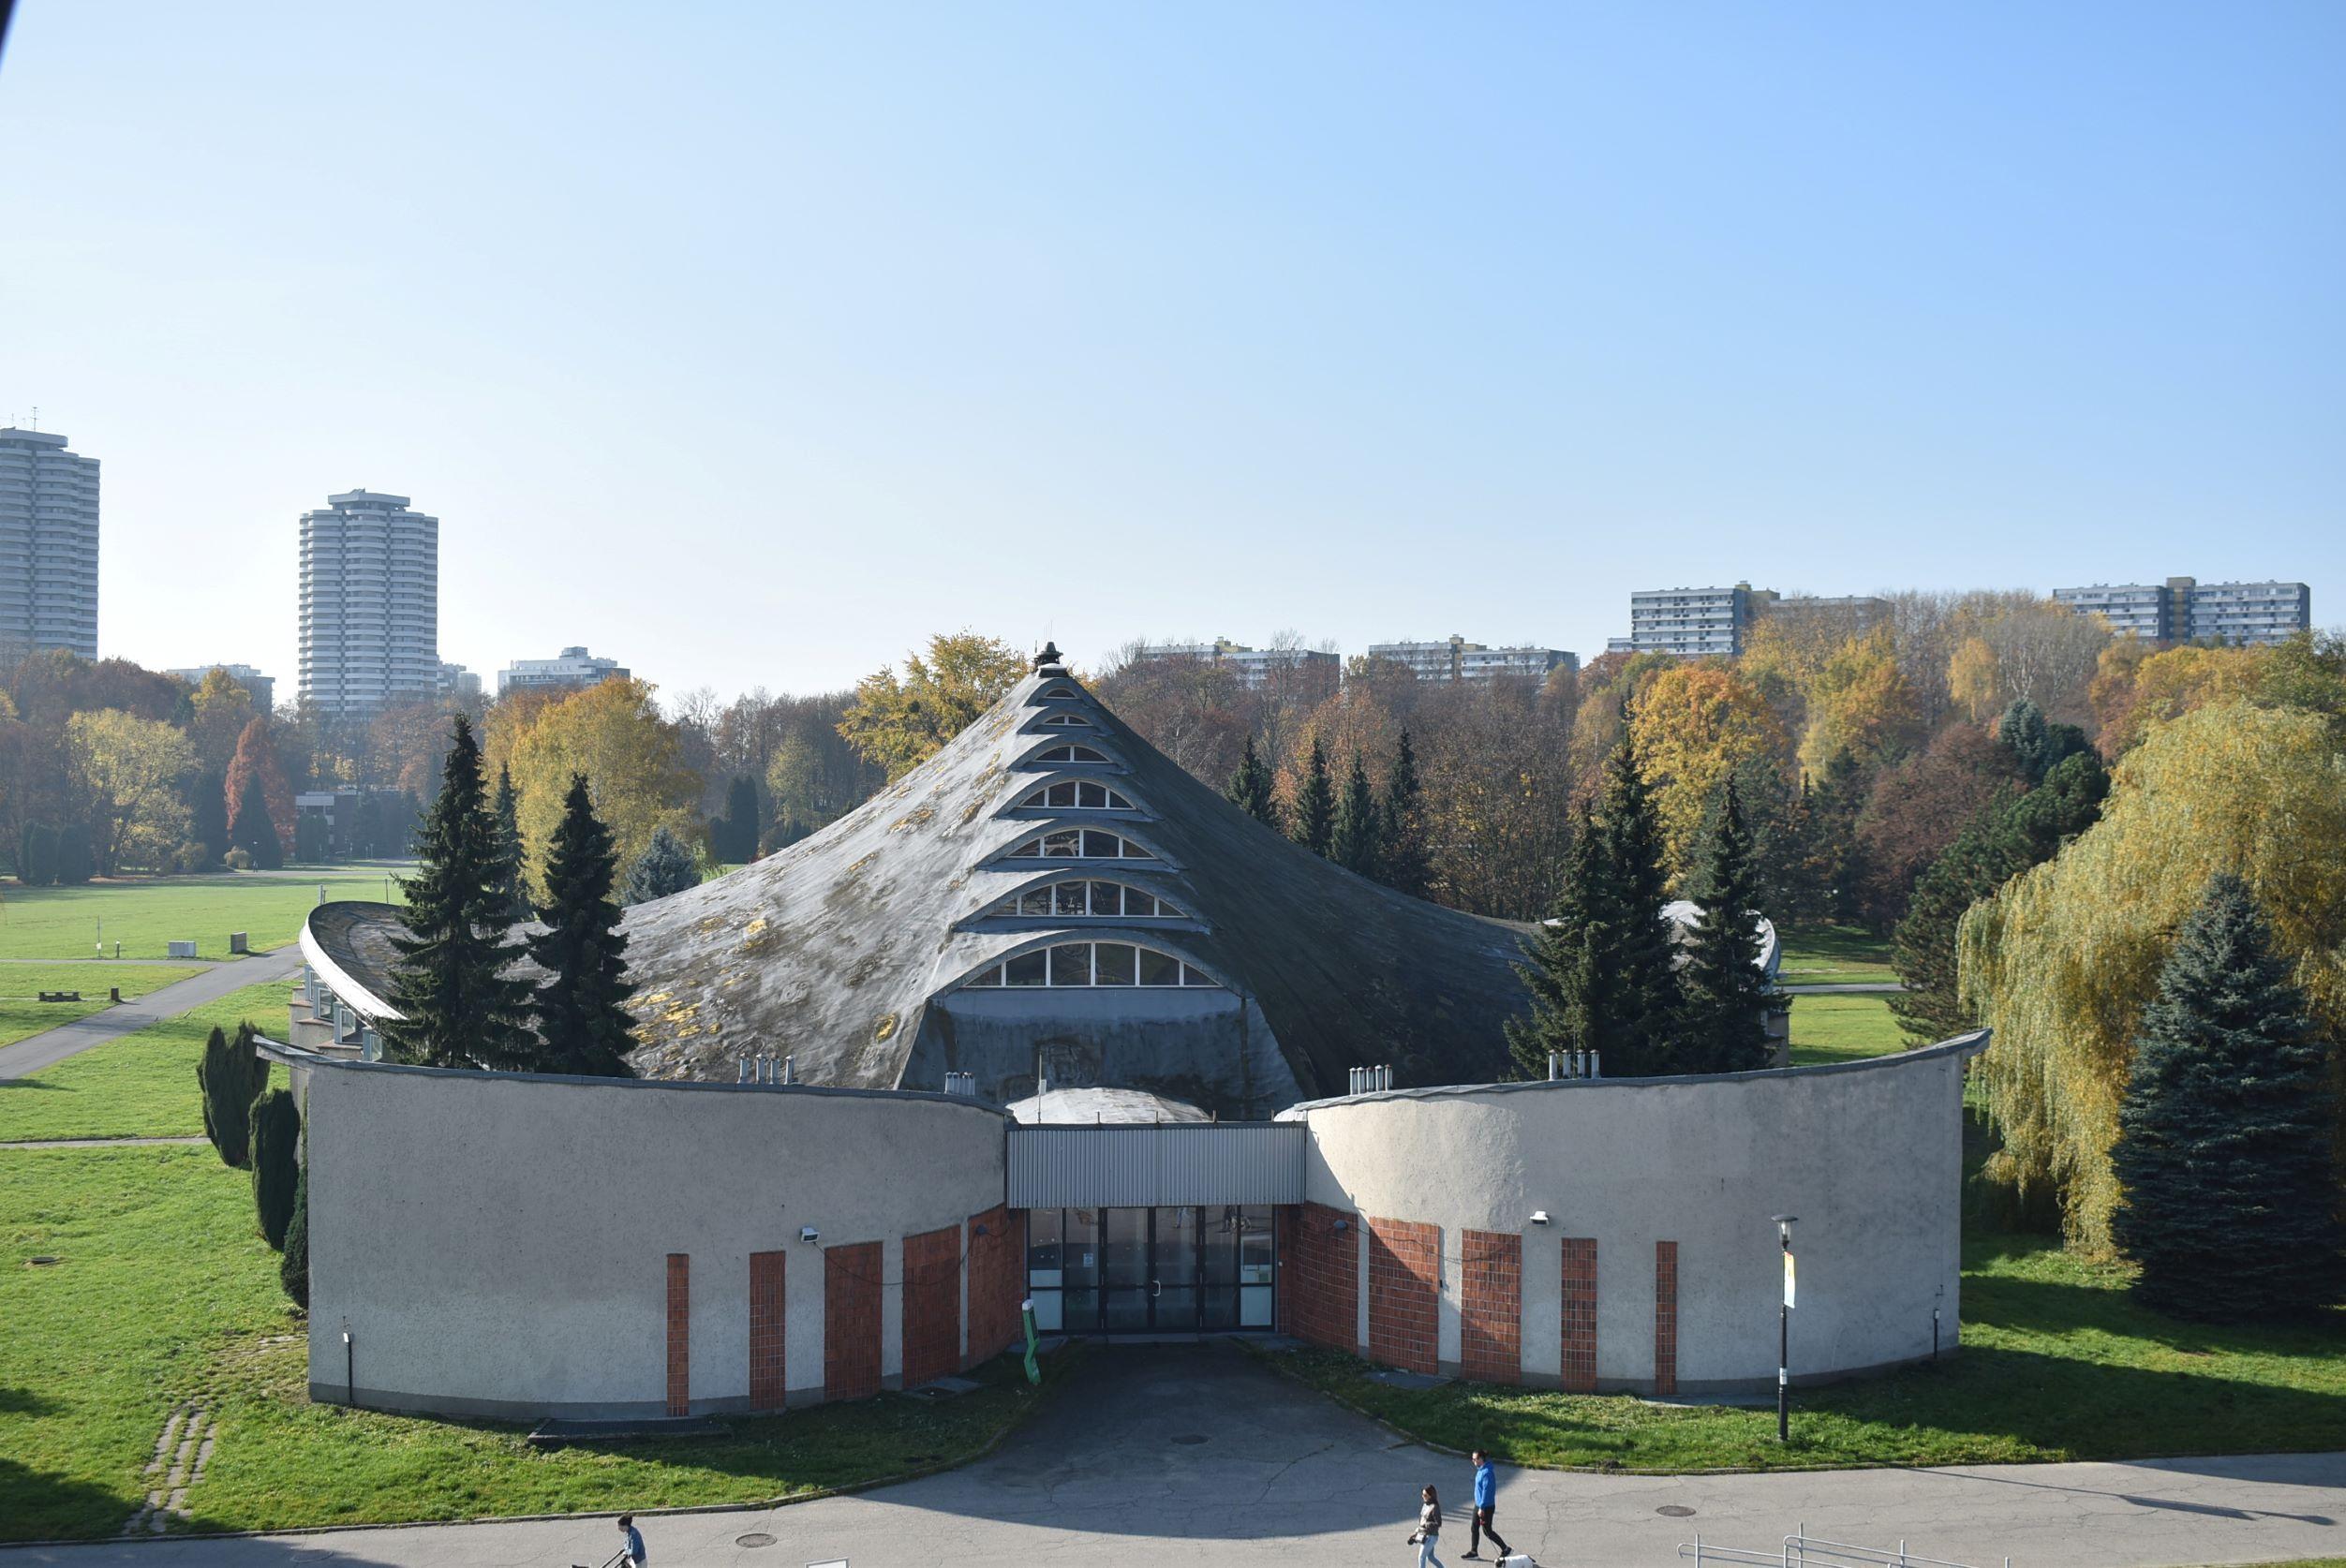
[1464,1449,1512,1561]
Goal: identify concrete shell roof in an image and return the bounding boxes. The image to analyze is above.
[619,666,1534,1094]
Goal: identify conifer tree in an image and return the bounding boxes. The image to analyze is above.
[232,771,282,868]
[1379,729,1430,899]
[717,774,762,864]
[1676,776,1774,1074]
[380,715,536,1069]
[1330,751,1381,876]
[488,765,531,922]
[622,824,702,906]
[281,1163,310,1308]
[2111,874,2345,1320]
[1594,731,1683,1075]
[196,1022,269,1167]
[1225,735,1283,832]
[1289,738,1335,858]
[249,1087,301,1250]
[1506,801,1612,1077]
[528,774,640,1078]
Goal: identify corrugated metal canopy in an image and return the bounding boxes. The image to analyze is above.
[1009,1123,1304,1207]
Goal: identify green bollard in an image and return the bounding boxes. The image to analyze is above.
[1020,1299,1042,1385]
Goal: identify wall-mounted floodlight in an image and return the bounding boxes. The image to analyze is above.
[800,1225,821,1245]
[1331,1218,1351,1235]
[1529,1211,1552,1226]
[972,1223,991,1238]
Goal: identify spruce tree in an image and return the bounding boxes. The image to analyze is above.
[1506,801,1612,1077]
[196,1023,269,1168]
[1675,776,1774,1074]
[528,774,640,1078]
[489,765,531,922]
[1225,735,1283,832]
[281,1162,310,1308]
[380,715,536,1069]
[1330,751,1381,876]
[232,772,282,868]
[1594,732,1683,1075]
[2112,873,2346,1321]
[718,775,761,864]
[1379,729,1430,899]
[1289,738,1335,858]
[622,824,702,906]
[249,1087,301,1250]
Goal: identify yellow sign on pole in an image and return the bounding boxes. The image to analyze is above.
[1783,1252,1797,1309]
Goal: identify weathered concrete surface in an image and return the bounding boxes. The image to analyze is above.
[296,1051,1006,1419]
[0,949,303,1080]
[4,1346,2339,1567]
[1288,1037,1980,1391]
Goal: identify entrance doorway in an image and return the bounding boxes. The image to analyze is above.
[1026,1206,1276,1334]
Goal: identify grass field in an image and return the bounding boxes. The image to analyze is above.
[1774,925,1898,988]
[0,965,212,1049]
[0,870,405,962]
[1271,1118,2346,1473]
[1786,995,1915,1065]
[0,977,298,1143]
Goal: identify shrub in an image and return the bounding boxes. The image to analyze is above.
[281,1163,310,1309]
[196,1024,269,1168]
[249,1087,301,1250]
[224,848,254,871]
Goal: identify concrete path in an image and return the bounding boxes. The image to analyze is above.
[0,948,303,1081]
[2,1345,2339,1567]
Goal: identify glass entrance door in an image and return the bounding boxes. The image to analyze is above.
[1027,1205,1275,1334]
[1102,1207,1151,1331]
[1153,1206,1199,1329]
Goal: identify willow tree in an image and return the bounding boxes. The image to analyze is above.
[1958,701,2346,1253]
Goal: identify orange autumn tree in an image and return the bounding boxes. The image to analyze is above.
[1626,663,1789,882]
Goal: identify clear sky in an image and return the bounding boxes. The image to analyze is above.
[2,1,2339,699]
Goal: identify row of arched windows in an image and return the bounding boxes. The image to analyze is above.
[992,879,1182,920]
[1007,828,1156,861]
[962,941,1217,990]
[1018,779,1134,811]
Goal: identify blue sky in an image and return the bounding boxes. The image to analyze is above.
[2,1,2339,697]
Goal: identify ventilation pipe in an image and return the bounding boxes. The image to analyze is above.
[782,1054,796,1086]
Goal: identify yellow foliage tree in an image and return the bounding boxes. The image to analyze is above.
[2093,642,2268,757]
[1959,701,2346,1254]
[1798,629,1923,776]
[504,678,701,901]
[65,709,197,875]
[1626,664,1789,881]
[838,632,1027,780]
[1947,636,2001,723]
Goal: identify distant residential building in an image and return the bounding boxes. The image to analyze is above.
[168,663,275,713]
[2054,577,2311,646]
[0,425,100,658]
[497,645,631,698]
[1363,635,1576,683]
[1132,638,1338,692]
[1605,636,1636,655]
[1765,594,1890,631]
[439,662,483,703]
[299,490,441,716]
[1628,584,1776,658]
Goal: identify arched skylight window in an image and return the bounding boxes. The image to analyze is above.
[1033,743,1110,764]
[1005,828,1157,861]
[1038,713,1094,728]
[1017,780,1135,811]
[1036,684,1082,702]
[991,880,1184,919]
[961,942,1217,989]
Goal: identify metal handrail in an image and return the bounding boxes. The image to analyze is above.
[1680,1528,2009,1568]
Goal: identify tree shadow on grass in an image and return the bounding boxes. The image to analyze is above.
[0,1456,142,1547]
[0,1385,62,1415]
[1966,1267,2346,1357]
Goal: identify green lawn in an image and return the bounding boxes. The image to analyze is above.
[0,1145,1073,1540]
[1787,995,1915,1065]
[0,964,207,999]
[1775,924,1898,988]
[1269,1115,2346,1474]
[0,978,298,1143]
[0,870,406,961]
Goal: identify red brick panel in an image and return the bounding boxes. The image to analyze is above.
[749,1250,786,1412]
[824,1241,883,1402]
[1458,1229,1522,1384]
[1367,1217,1440,1376]
[1654,1240,1679,1398]
[967,1206,1022,1365]
[664,1253,690,1416]
[901,1224,964,1391]
[1560,1237,1598,1393]
[1279,1202,1359,1352]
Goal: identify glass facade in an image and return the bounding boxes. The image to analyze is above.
[1026,1206,1276,1334]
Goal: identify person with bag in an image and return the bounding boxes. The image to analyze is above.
[1407,1483,1447,1567]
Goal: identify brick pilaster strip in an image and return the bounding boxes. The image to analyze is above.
[1654,1239,1678,1398]
[1560,1237,1597,1393]
[664,1252,690,1417]
[749,1250,785,1412]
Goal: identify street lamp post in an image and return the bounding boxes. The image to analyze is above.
[1771,1213,1798,1442]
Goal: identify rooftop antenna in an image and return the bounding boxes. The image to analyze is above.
[28,407,37,432]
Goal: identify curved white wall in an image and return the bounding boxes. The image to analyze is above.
[296,1057,1008,1419]
[1289,1036,1980,1391]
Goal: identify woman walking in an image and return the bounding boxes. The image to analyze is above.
[1409,1483,1447,1567]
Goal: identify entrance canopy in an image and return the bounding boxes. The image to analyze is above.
[1008,1121,1304,1208]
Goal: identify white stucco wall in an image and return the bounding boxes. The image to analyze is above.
[295,1056,1006,1419]
[1290,1036,1981,1392]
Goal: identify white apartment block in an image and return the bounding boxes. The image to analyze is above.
[497,645,630,697]
[1134,639,1337,692]
[0,426,100,658]
[299,491,441,716]
[2054,576,2310,646]
[167,663,275,713]
[1364,635,1576,683]
[1628,584,1774,658]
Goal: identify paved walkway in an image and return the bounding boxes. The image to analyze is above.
[0,949,303,1080]
[2,1345,2339,1567]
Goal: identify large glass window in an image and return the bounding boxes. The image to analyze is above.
[992,880,1183,920]
[959,943,1218,991]
[1005,829,1156,860]
[1019,779,1135,811]
[1033,743,1109,763]
[1024,1206,1273,1336]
